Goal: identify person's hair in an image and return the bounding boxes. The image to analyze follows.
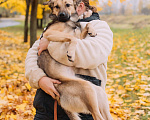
[75,0,97,12]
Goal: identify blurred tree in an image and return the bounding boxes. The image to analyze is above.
[24,0,31,43]
[30,0,38,47]
[89,0,103,11]
[141,1,150,15]
[120,3,125,15]
[141,8,150,15]
[1,0,129,47]
[146,3,150,9]
[125,4,133,15]
[37,4,44,29]
[138,0,143,14]
[0,0,26,16]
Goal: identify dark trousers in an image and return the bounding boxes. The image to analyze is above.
[33,75,101,120]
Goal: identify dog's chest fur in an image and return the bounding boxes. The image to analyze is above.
[44,21,81,39]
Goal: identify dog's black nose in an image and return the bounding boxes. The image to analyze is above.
[58,12,70,22]
[59,12,66,17]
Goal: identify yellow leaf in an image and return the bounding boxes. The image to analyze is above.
[32,108,36,116]
[125,99,132,102]
[121,94,130,98]
[118,85,124,90]
[108,0,112,6]
[7,95,14,100]
[120,0,126,3]
[1,88,5,94]
[16,103,27,111]
[25,83,31,91]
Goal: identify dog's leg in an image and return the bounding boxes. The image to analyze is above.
[45,30,74,42]
[98,97,113,120]
[65,111,81,120]
[81,85,105,120]
[96,87,113,120]
[57,79,105,120]
[47,34,71,42]
[45,31,78,62]
[80,23,97,39]
[67,39,77,62]
[86,23,97,37]
[86,95,105,120]
[80,26,88,39]
[91,111,104,120]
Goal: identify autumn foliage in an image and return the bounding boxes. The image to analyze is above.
[0,0,127,19]
[0,30,36,120]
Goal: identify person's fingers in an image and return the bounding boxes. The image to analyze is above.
[48,90,56,99]
[37,46,40,50]
[39,41,42,45]
[51,79,61,84]
[38,49,42,56]
[40,37,44,41]
[40,38,46,42]
[51,86,60,97]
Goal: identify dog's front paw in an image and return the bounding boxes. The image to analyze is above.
[67,51,75,62]
[87,23,97,37]
[88,31,97,37]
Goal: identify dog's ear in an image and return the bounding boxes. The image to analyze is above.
[73,0,78,9]
[43,0,53,5]
[43,1,49,5]
[43,0,54,10]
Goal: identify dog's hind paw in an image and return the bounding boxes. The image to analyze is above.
[87,23,97,37]
[88,32,97,37]
[67,51,75,62]
[68,58,74,62]
[67,54,72,58]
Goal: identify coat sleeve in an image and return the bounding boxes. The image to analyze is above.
[25,40,47,89]
[47,20,113,69]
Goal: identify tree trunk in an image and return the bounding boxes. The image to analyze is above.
[30,0,38,47]
[24,0,30,43]
[40,19,43,28]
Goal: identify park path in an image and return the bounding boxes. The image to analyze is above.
[0,18,20,28]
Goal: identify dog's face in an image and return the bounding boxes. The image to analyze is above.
[44,0,77,22]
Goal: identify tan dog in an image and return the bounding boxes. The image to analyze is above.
[38,0,113,120]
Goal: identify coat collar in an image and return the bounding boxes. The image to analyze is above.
[77,12,100,22]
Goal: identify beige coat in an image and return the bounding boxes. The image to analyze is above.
[25,20,113,89]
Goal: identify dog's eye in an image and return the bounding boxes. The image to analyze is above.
[55,5,59,9]
[66,4,70,7]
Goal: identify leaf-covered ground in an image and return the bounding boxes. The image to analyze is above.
[0,25,150,119]
[0,30,35,120]
[106,28,150,119]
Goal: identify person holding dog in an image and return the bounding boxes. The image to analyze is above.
[25,0,113,119]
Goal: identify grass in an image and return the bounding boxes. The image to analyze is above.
[106,25,150,119]
[101,15,150,29]
[1,20,43,37]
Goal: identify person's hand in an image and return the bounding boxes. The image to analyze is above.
[38,76,61,99]
[38,38,50,56]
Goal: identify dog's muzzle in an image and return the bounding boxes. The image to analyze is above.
[58,12,70,22]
